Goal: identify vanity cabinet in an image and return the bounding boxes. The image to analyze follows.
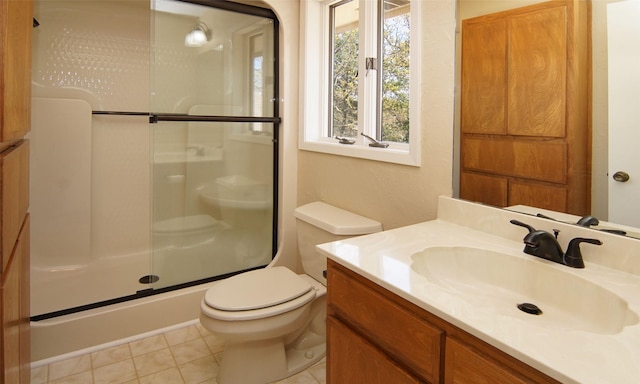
[1,141,31,384]
[0,0,33,145]
[459,0,590,215]
[326,259,561,384]
[1,0,32,381]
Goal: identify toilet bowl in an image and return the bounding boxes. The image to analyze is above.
[153,214,221,249]
[199,202,382,384]
[152,214,227,286]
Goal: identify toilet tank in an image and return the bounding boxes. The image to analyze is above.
[294,202,382,284]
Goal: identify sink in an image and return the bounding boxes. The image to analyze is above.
[411,247,638,335]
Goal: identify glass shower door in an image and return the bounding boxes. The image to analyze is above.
[149,0,278,289]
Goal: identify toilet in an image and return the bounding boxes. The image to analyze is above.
[199,202,382,384]
[153,214,221,249]
[152,214,230,286]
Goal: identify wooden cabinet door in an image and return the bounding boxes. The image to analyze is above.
[1,236,21,384]
[327,316,422,384]
[0,0,33,142]
[507,6,567,138]
[459,0,590,215]
[461,19,506,135]
[445,338,531,384]
[1,141,30,271]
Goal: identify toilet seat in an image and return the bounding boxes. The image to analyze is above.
[202,267,316,321]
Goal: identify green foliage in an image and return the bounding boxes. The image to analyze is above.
[332,12,410,143]
[382,14,410,143]
[332,28,359,138]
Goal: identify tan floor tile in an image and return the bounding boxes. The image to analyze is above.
[307,359,326,383]
[195,378,219,384]
[170,338,211,365]
[203,334,225,355]
[164,325,201,346]
[129,334,168,356]
[139,367,185,384]
[30,365,48,384]
[93,358,137,384]
[212,350,224,366]
[48,354,91,381]
[91,344,132,369]
[178,355,219,384]
[195,321,209,337]
[133,348,176,377]
[49,370,93,384]
[41,323,325,384]
[272,370,320,384]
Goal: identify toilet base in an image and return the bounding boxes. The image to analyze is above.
[216,328,325,384]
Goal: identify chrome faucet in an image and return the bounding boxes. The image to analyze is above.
[510,220,602,268]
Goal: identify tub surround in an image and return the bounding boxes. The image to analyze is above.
[319,196,640,383]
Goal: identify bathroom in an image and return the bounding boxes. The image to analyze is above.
[21,0,452,381]
[1,0,638,382]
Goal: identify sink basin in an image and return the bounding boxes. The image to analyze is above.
[411,247,638,334]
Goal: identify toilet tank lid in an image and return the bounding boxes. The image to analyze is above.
[294,202,382,235]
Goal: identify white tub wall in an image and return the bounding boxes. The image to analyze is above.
[31,280,216,362]
[31,1,153,317]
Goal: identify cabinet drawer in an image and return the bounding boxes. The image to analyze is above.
[446,337,530,384]
[328,260,444,383]
[1,140,30,272]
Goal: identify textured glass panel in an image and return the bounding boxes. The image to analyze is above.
[151,121,274,289]
[151,2,275,117]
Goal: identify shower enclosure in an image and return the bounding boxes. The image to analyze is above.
[29,0,279,320]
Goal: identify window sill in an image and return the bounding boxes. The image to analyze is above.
[299,139,420,167]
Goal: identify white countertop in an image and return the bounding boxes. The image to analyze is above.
[317,197,640,384]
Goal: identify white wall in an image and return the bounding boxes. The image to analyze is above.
[261,0,301,271]
[297,0,457,230]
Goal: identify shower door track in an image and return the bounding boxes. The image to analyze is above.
[30,265,267,322]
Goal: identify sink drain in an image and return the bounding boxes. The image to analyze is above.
[139,274,160,284]
[517,303,542,315]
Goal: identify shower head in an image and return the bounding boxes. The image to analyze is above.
[33,18,40,28]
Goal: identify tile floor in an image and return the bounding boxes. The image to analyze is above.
[30,322,326,384]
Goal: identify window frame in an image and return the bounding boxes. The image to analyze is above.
[300,0,421,166]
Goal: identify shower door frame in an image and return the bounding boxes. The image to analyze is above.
[31,0,280,321]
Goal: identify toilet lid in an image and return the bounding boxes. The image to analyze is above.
[204,267,312,311]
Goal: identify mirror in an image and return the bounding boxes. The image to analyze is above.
[454,0,640,238]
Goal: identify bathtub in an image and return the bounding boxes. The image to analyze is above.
[31,278,218,363]
[30,247,258,362]
[30,242,274,362]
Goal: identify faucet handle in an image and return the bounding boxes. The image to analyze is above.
[576,215,600,227]
[510,219,536,234]
[564,237,602,268]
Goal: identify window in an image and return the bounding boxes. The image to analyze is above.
[301,0,421,166]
